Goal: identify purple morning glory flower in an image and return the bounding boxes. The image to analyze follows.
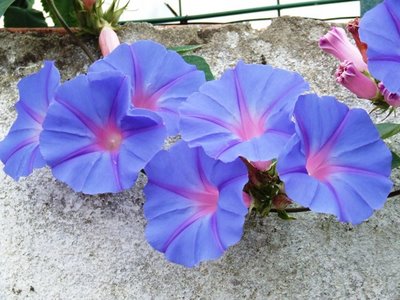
[40,71,166,194]
[359,0,400,93]
[89,40,206,134]
[144,141,248,267]
[277,94,393,224]
[179,61,309,163]
[0,61,60,180]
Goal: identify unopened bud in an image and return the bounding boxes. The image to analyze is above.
[378,83,400,107]
[250,160,272,171]
[99,26,120,57]
[272,194,292,210]
[242,192,252,208]
[82,0,96,11]
[336,61,378,99]
[319,27,367,72]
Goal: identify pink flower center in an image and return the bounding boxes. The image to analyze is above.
[234,116,265,141]
[96,124,123,152]
[192,185,219,216]
[132,90,158,111]
[306,149,332,181]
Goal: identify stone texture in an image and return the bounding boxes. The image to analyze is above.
[0,17,399,299]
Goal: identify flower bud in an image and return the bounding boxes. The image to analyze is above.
[346,18,368,63]
[272,194,292,210]
[336,61,378,99]
[250,160,272,171]
[378,83,400,107]
[319,27,367,72]
[242,192,252,208]
[82,0,96,11]
[99,26,120,57]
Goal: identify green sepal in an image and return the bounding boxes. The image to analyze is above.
[4,6,48,27]
[182,55,215,81]
[73,0,127,35]
[277,210,296,220]
[376,123,400,139]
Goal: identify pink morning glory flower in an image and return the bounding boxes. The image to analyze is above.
[144,141,248,267]
[40,71,166,194]
[277,94,393,224]
[180,61,309,163]
[0,61,60,180]
[319,26,368,72]
[89,40,206,134]
[359,0,400,94]
[335,60,378,99]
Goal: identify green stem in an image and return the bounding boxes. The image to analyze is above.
[270,207,310,213]
[45,0,95,63]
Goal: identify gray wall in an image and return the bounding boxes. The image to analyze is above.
[0,17,399,299]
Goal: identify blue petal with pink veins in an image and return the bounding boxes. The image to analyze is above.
[359,0,400,93]
[180,61,309,163]
[40,71,166,194]
[89,40,206,134]
[144,141,248,267]
[0,61,60,180]
[277,94,393,224]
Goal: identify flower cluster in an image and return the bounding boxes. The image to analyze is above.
[319,0,400,110]
[0,0,397,267]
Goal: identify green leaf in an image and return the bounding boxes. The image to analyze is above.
[26,0,35,9]
[169,45,202,54]
[4,7,48,27]
[0,0,15,17]
[41,0,78,27]
[376,123,400,139]
[182,55,215,81]
[392,151,400,169]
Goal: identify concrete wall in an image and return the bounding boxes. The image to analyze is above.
[0,17,399,299]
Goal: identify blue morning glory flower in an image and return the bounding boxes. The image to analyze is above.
[277,94,393,224]
[89,40,206,135]
[144,141,248,267]
[40,71,166,194]
[0,61,60,180]
[359,0,400,93]
[180,61,309,163]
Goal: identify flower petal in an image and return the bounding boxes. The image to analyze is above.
[89,40,206,134]
[180,61,309,162]
[144,141,248,267]
[0,61,60,180]
[359,0,400,93]
[40,72,166,194]
[277,94,393,224]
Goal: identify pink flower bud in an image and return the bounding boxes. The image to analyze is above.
[250,160,272,171]
[346,18,368,63]
[272,194,292,210]
[319,27,367,72]
[378,83,400,107]
[336,61,378,99]
[242,192,252,208]
[99,26,120,57]
[83,0,96,11]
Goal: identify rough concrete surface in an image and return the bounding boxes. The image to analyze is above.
[0,17,399,299]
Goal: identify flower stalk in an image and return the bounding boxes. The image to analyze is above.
[45,0,95,62]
